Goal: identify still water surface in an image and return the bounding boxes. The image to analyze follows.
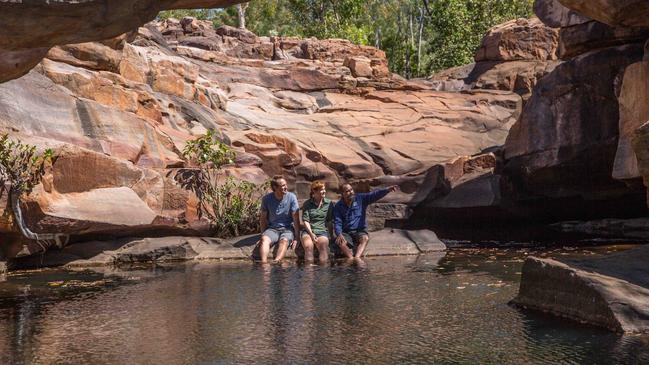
[0,247,648,364]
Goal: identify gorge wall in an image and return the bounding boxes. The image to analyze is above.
[418,0,649,239]
[1,0,649,259]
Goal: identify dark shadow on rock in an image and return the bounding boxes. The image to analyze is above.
[10,237,136,270]
[230,235,259,248]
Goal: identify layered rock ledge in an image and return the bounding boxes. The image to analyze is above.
[512,244,649,333]
[10,229,446,270]
[0,0,243,83]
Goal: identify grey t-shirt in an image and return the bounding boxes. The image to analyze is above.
[261,192,299,229]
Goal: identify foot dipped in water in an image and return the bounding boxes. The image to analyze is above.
[353,257,367,268]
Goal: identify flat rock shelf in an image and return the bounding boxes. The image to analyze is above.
[512,244,649,333]
[10,229,446,270]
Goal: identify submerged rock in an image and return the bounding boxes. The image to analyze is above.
[551,218,649,239]
[513,244,649,333]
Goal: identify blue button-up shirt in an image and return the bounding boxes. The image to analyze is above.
[333,188,390,236]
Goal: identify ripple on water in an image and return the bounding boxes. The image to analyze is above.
[0,250,648,364]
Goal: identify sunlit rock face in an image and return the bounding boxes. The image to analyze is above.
[0,0,242,83]
[475,17,558,62]
[0,16,530,257]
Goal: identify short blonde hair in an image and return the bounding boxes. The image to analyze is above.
[310,181,325,192]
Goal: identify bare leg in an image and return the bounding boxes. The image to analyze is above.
[301,234,315,263]
[259,236,272,263]
[338,238,354,259]
[274,238,289,262]
[354,234,369,258]
[316,236,329,263]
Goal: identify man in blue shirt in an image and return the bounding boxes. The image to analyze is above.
[259,175,300,263]
[333,183,399,258]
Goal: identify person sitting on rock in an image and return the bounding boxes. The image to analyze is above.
[258,175,300,263]
[333,183,399,259]
[300,181,333,263]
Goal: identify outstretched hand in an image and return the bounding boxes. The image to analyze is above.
[387,185,400,193]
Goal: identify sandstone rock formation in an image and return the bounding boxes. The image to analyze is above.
[0,17,532,259]
[429,17,560,99]
[534,0,590,28]
[504,43,644,200]
[492,0,649,227]
[475,17,558,62]
[513,244,649,333]
[5,0,649,262]
[0,0,243,83]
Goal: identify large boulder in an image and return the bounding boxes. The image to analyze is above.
[513,244,649,333]
[475,17,558,62]
[430,17,560,100]
[557,0,649,28]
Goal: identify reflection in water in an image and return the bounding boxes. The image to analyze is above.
[0,249,647,364]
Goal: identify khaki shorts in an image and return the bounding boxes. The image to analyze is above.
[262,228,294,245]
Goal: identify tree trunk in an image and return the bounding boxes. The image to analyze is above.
[237,3,248,30]
[375,27,381,49]
[417,6,425,77]
[10,188,68,254]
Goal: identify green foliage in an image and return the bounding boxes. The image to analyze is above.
[182,130,235,168]
[203,176,269,237]
[180,131,266,237]
[157,9,217,20]
[422,0,534,73]
[0,134,53,195]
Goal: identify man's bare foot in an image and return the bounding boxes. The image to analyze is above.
[353,257,366,268]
